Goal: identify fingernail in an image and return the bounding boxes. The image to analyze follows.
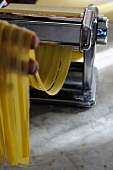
[30,35,39,49]
[28,58,39,74]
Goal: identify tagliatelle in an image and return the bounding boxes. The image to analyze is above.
[0,3,84,166]
[29,44,84,95]
[0,20,34,165]
[0,19,81,166]
[29,45,73,95]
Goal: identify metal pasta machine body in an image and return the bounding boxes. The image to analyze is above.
[0,4,108,107]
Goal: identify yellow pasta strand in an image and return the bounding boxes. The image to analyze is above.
[29,44,72,95]
[0,20,34,165]
[0,101,4,163]
[72,51,83,62]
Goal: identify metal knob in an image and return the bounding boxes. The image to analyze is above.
[96,16,108,45]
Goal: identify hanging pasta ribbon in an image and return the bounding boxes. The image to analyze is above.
[0,19,81,165]
[0,20,35,165]
[0,3,84,166]
[29,44,73,95]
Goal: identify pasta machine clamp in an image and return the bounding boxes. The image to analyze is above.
[0,4,108,107]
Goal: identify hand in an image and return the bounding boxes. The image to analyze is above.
[0,0,39,75]
[28,35,39,75]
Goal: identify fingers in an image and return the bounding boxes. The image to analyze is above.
[28,58,39,75]
[28,35,39,74]
[30,34,39,49]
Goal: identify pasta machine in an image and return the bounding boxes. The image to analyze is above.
[0,4,108,107]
